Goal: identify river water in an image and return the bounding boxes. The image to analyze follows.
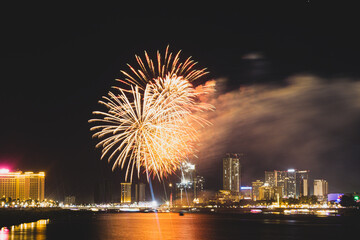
[1,212,359,240]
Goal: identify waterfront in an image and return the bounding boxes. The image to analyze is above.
[1,212,360,240]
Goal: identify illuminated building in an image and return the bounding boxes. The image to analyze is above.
[223,153,242,192]
[258,184,283,201]
[258,184,274,201]
[296,170,310,197]
[264,171,275,187]
[285,169,296,198]
[251,180,263,201]
[194,175,205,200]
[0,169,45,201]
[135,183,146,202]
[265,169,310,198]
[265,170,292,197]
[216,190,232,204]
[240,186,252,199]
[120,183,132,204]
[274,170,286,196]
[314,179,328,201]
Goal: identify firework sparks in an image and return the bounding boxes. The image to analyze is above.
[89,47,214,181]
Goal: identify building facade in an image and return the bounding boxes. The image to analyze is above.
[240,187,252,199]
[265,171,275,187]
[120,182,132,204]
[264,169,310,199]
[314,179,328,201]
[135,183,146,203]
[251,180,264,201]
[223,153,241,192]
[274,170,287,196]
[285,169,296,198]
[0,170,45,201]
[296,170,310,197]
[194,175,205,200]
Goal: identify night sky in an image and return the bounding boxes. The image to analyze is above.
[1,2,360,203]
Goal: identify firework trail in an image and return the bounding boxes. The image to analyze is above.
[89,47,214,181]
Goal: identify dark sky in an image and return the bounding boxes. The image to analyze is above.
[1,2,360,203]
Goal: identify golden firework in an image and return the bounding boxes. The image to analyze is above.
[90,47,213,181]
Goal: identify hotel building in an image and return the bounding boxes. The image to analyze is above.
[0,169,45,201]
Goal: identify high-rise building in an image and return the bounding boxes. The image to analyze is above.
[120,183,132,204]
[194,175,205,199]
[285,169,296,198]
[258,184,283,201]
[0,169,45,201]
[264,169,311,199]
[223,153,241,192]
[264,170,287,197]
[265,171,275,187]
[258,184,274,201]
[135,183,146,202]
[274,170,286,196]
[251,180,264,201]
[296,170,310,197]
[314,179,328,201]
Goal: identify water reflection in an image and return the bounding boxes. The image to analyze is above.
[0,219,49,240]
[97,213,214,240]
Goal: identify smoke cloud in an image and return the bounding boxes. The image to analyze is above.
[195,75,360,192]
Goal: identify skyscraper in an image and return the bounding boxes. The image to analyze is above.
[0,170,45,201]
[314,179,328,201]
[296,170,310,197]
[264,169,310,199]
[223,153,241,192]
[120,182,132,204]
[135,183,146,202]
[194,175,205,199]
[251,180,264,201]
[265,171,275,187]
[265,170,287,197]
[286,169,296,198]
[274,170,286,196]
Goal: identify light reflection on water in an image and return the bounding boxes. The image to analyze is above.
[96,213,214,240]
[0,213,358,240]
[0,219,49,240]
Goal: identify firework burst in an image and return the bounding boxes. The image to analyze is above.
[90,47,213,181]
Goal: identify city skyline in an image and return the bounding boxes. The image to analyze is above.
[0,157,337,204]
[1,3,360,202]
